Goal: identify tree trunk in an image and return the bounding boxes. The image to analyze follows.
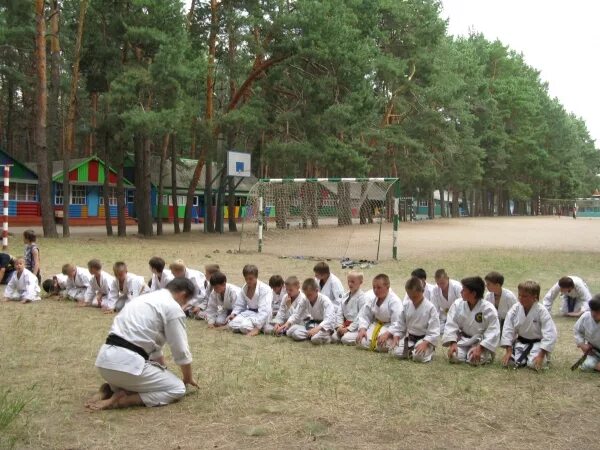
[48,0,61,162]
[205,160,214,232]
[171,135,180,233]
[227,176,237,232]
[156,134,170,236]
[274,183,287,229]
[439,189,446,218]
[101,131,113,236]
[337,182,352,226]
[89,91,98,156]
[135,135,153,236]
[35,0,58,238]
[115,150,127,237]
[428,191,435,219]
[462,190,470,216]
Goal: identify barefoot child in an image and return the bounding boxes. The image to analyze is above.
[107,262,149,313]
[228,264,272,336]
[331,271,367,344]
[314,262,345,306]
[484,271,517,330]
[87,278,199,411]
[500,280,557,370]
[573,295,600,372]
[269,276,305,336]
[269,274,286,317]
[169,260,207,317]
[84,259,117,309]
[3,257,41,303]
[391,276,440,362]
[42,273,68,297]
[542,275,592,317]
[191,264,221,320]
[205,271,241,328]
[23,229,41,282]
[442,277,500,366]
[62,263,93,304]
[149,257,174,291]
[431,269,462,333]
[285,278,336,345]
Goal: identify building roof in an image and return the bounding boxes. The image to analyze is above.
[0,148,40,183]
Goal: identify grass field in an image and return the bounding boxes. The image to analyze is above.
[1,217,599,449]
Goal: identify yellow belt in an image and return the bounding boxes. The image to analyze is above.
[369,321,385,351]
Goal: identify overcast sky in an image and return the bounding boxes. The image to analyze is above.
[440,0,600,145]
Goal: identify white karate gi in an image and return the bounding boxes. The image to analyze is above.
[150,269,175,291]
[184,268,208,311]
[343,291,403,351]
[331,289,367,344]
[442,298,500,365]
[542,276,592,315]
[500,302,557,368]
[65,267,92,302]
[264,292,306,335]
[286,293,336,344]
[484,288,518,323]
[4,269,41,302]
[431,279,462,333]
[205,283,241,326]
[573,312,600,371]
[107,273,149,312]
[271,289,287,317]
[404,283,435,302]
[85,271,117,307]
[54,273,68,291]
[317,273,345,306]
[228,280,272,334]
[95,289,192,407]
[391,298,440,362]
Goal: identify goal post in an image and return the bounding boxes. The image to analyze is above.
[241,177,401,260]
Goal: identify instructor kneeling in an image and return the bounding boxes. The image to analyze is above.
[86,278,199,411]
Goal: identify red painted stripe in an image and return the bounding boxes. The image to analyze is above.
[109,171,117,184]
[89,160,99,182]
[69,170,77,181]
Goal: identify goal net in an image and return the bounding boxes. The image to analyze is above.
[239,178,400,261]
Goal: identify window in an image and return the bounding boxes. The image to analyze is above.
[159,195,196,206]
[193,196,199,207]
[8,183,38,202]
[99,187,117,206]
[70,185,87,205]
[418,200,428,207]
[127,190,135,204]
[55,184,63,205]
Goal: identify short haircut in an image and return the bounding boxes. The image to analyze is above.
[169,259,186,272]
[14,256,25,264]
[347,271,364,282]
[42,279,54,293]
[589,295,600,312]
[518,280,541,299]
[242,264,259,277]
[373,273,390,287]
[269,275,285,288]
[61,263,75,275]
[405,276,424,292]
[434,269,448,280]
[166,277,195,300]
[205,264,220,275]
[484,271,504,286]
[313,262,330,275]
[113,261,127,273]
[285,276,300,287]
[88,259,102,271]
[461,276,485,300]
[149,256,166,272]
[558,276,575,289]
[209,271,227,286]
[302,277,319,292]
[411,268,427,280]
[23,229,36,242]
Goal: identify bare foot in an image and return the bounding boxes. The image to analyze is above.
[246,328,260,337]
[86,390,126,411]
[85,383,113,407]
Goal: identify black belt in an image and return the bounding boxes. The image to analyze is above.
[225,308,233,315]
[248,308,258,313]
[517,336,541,345]
[408,334,425,342]
[460,331,472,339]
[305,320,320,331]
[106,333,149,360]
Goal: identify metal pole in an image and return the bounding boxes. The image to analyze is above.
[376,212,383,261]
[258,194,264,253]
[392,181,400,260]
[2,166,10,250]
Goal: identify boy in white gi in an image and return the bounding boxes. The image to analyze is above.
[573,295,600,372]
[408,268,435,301]
[83,259,117,310]
[269,275,286,318]
[542,275,592,317]
[313,261,345,306]
[269,276,306,336]
[391,276,440,362]
[331,271,367,344]
[2,257,41,303]
[484,271,517,330]
[431,269,463,333]
[344,274,402,351]
[170,260,207,318]
[191,264,220,320]
[62,263,93,304]
[285,278,336,344]
[500,280,557,370]
[443,276,500,365]
[86,278,199,411]
[42,273,68,297]
[149,257,174,291]
[205,271,241,328]
[227,264,272,336]
[107,262,149,313]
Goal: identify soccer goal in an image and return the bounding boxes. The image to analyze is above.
[239,178,401,261]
